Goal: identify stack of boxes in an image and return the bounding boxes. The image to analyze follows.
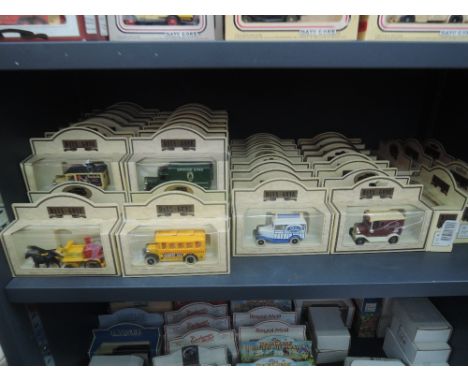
[307,307,351,364]
[383,298,452,365]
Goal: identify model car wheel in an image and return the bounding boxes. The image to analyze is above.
[85,260,102,268]
[349,227,354,236]
[286,15,300,22]
[184,254,198,264]
[63,264,75,268]
[256,239,266,246]
[355,238,366,245]
[145,254,159,265]
[449,15,463,23]
[289,237,300,245]
[166,16,180,25]
[388,236,399,244]
[400,15,415,23]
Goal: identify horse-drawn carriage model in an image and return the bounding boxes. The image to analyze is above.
[25,236,105,268]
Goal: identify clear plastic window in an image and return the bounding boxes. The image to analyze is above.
[122,15,201,27]
[126,224,220,267]
[242,208,325,251]
[341,205,427,249]
[10,225,106,270]
[136,158,217,191]
[0,15,66,26]
[31,157,117,191]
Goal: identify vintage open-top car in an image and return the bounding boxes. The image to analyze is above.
[54,160,109,189]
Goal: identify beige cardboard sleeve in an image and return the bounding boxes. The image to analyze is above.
[1,193,121,276]
[225,15,358,41]
[116,191,229,276]
[22,127,129,194]
[108,15,223,41]
[232,178,332,256]
[359,15,468,41]
[414,165,467,251]
[329,176,432,253]
[127,124,228,192]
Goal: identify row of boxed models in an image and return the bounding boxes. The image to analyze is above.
[2,15,468,42]
[21,103,229,203]
[3,132,468,277]
[231,132,468,257]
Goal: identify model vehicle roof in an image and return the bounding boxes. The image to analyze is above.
[363,209,406,222]
[155,229,205,241]
[65,161,108,174]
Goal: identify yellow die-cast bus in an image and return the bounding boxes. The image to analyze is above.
[144,229,206,265]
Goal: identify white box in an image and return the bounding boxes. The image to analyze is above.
[308,307,350,351]
[295,299,355,328]
[383,327,451,365]
[393,298,452,343]
[344,357,405,366]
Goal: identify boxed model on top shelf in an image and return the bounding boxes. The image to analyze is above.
[225,15,359,41]
[359,15,468,41]
[108,15,223,41]
[0,15,108,41]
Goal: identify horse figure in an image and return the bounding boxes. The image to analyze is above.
[24,246,63,268]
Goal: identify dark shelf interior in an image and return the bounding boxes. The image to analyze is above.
[1,48,468,365]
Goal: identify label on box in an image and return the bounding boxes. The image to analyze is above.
[231,300,292,312]
[164,303,229,324]
[165,315,231,341]
[432,220,459,246]
[238,320,306,343]
[167,328,238,363]
[457,224,468,239]
[238,357,314,366]
[233,307,297,329]
[239,335,313,363]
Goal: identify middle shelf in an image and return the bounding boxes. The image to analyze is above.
[7,246,468,303]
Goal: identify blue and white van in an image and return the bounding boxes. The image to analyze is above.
[255,213,307,245]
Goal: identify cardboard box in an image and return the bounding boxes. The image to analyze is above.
[359,15,468,41]
[383,327,451,365]
[108,15,222,41]
[232,177,333,256]
[225,15,359,41]
[294,299,355,328]
[329,176,433,254]
[0,15,108,41]
[1,193,121,276]
[392,298,452,343]
[344,357,405,366]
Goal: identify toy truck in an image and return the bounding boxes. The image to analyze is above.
[349,209,406,245]
[55,236,105,268]
[144,162,213,191]
[54,161,109,189]
[254,213,307,245]
[143,229,206,265]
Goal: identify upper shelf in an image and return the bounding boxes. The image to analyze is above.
[2,41,468,70]
[6,246,468,303]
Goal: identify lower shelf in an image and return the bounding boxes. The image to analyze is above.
[6,245,468,303]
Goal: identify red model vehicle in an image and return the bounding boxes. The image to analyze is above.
[349,209,406,245]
